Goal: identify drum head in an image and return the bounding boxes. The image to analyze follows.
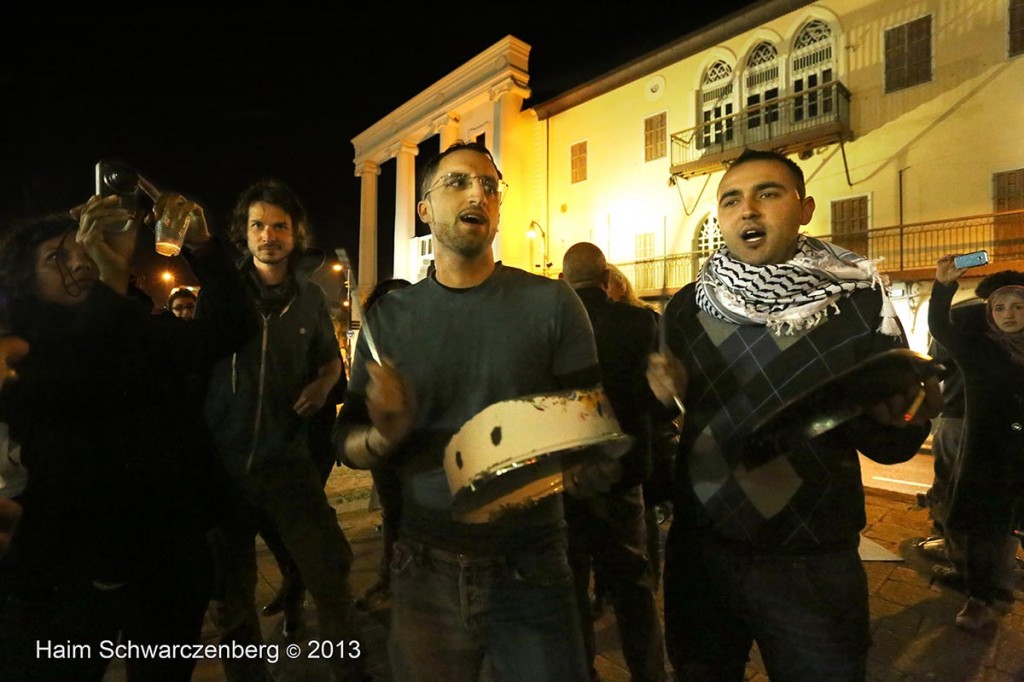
[449,442,628,524]
[748,348,946,459]
[444,388,632,524]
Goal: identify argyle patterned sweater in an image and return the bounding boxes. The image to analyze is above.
[664,284,930,553]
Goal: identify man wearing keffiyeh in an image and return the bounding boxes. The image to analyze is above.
[647,149,942,681]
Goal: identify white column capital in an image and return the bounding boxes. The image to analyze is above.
[354,160,381,177]
[431,112,461,133]
[388,139,420,160]
[489,78,531,102]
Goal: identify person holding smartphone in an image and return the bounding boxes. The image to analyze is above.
[928,256,1024,630]
[0,191,258,681]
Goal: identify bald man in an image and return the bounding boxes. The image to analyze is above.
[561,242,668,682]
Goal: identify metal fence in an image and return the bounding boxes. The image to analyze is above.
[614,209,1024,297]
[670,81,853,169]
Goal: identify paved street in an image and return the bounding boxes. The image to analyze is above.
[105,452,1024,681]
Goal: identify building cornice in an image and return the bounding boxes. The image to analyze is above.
[531,0,811,120]
[352,36,532,166]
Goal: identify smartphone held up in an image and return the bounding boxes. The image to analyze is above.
[952,250,989,270]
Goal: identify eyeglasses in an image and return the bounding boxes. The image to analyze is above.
[423,172,508,203]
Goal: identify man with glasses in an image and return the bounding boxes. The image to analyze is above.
[336,140,607,681]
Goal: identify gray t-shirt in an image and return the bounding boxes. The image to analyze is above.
[346,264,598,553]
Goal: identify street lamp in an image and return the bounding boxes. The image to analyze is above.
[527,220,551,276]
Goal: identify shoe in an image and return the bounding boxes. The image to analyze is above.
[208,599,225,629]
[261,592,286,617]
[931,563,967,590]
[282,604,305,640]
[355,578,391,610]
[916,537,947,561]
[992,598,1014,616]
[955,597,998,631]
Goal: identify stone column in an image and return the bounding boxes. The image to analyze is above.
[391,140,419,281]
[355,160,381,296]
[489,81,530,264]
[432,112,461,151]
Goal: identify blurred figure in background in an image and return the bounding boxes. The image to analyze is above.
[605,262,677,592]
[561,242,668,682]
[606,263,655,311]
[167,286,198,319]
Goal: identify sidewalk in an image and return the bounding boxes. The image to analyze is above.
[109,466,1024,681]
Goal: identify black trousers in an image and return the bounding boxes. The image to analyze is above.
[564,485,666,682]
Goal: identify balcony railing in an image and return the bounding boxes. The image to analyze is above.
[615,209,1024,298]
[669,81,853,178]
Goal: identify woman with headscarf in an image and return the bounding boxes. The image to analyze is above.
[928,256,1024,631]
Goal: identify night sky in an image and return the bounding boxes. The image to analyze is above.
[3,3,757,294]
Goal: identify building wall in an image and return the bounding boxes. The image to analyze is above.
[536,0,1024,349]
[359,1,1022,349]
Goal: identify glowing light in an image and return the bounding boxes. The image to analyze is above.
[332,263,343,272]
[161,271,174,282]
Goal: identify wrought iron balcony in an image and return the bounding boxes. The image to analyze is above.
[669,81,853,179]
[614,209,1024,299]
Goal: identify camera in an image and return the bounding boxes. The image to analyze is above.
[952,250,989,270]
[95,160,139,227]
[94,159,140,232]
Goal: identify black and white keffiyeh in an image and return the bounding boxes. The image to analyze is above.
[695,234,901,337]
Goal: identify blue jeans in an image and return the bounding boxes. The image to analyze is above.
[663,525,870,682]
[388,536,589,682]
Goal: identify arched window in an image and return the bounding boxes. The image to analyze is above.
[791,20,835,122]
[744,42,780,141]
[695,214,724,277]
[699,60,735,149]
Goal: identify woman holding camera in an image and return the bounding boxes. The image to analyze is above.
[0,193,257,681]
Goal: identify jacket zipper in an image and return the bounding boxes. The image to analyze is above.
[243,297,296,475]
[244,313,271,474]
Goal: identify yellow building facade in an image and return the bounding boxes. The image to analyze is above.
[352,0,1024,349]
